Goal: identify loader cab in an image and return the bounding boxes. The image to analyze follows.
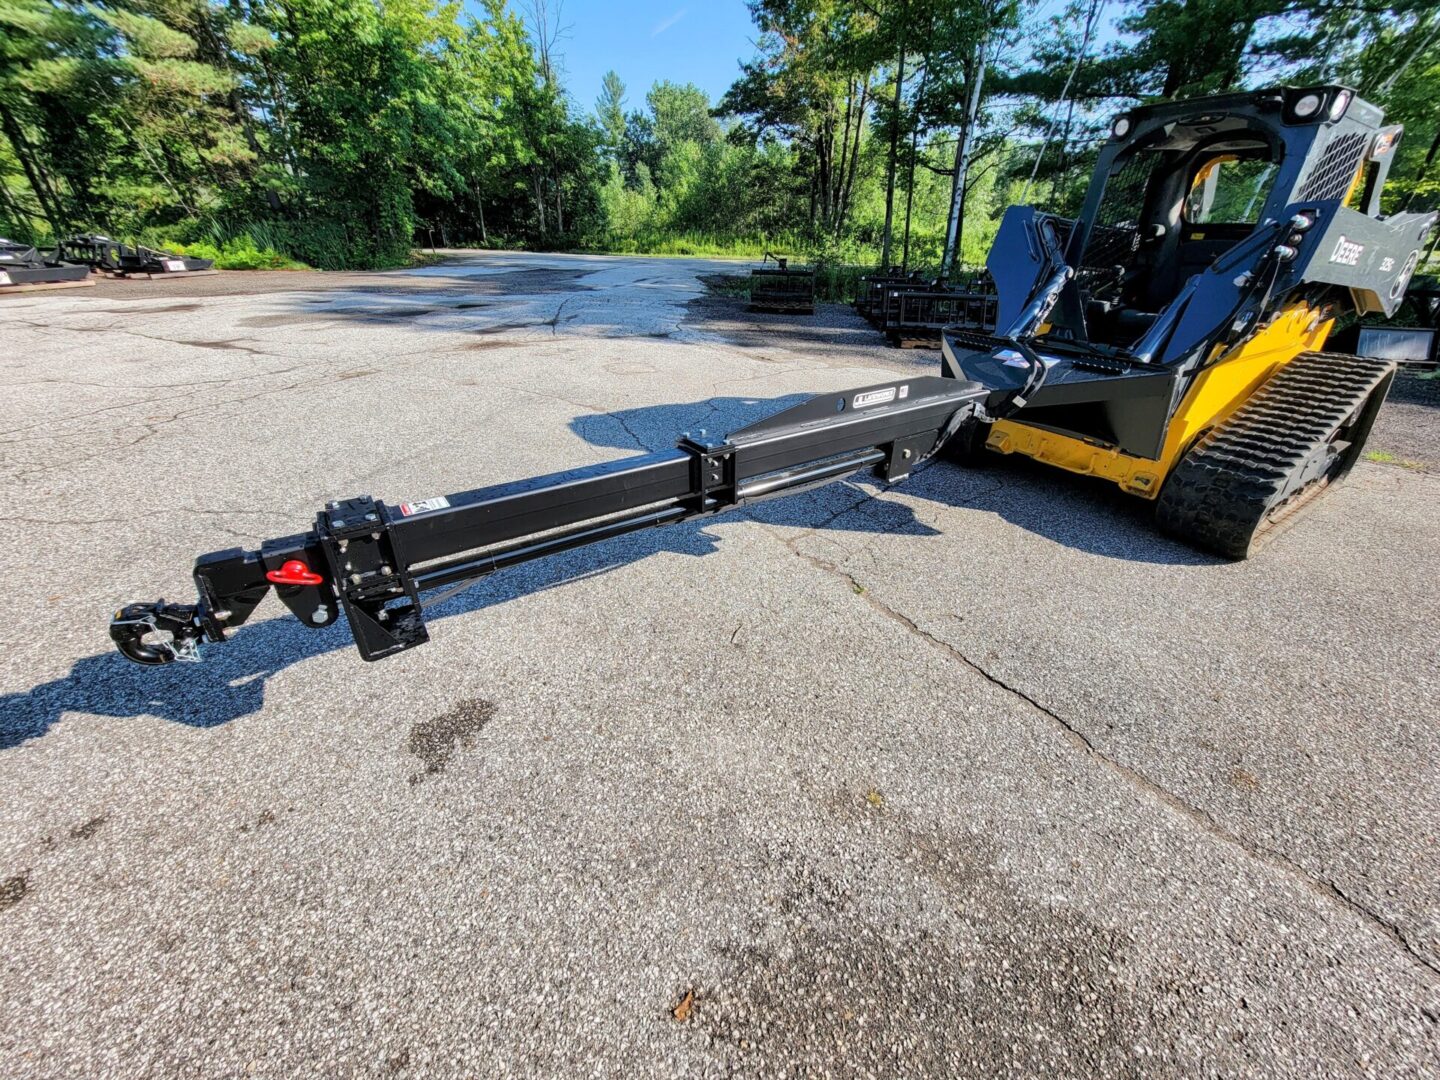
[1066,117,1286,348]
[1044,86,1387,353]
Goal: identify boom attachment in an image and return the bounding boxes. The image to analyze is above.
[110,376,996,665]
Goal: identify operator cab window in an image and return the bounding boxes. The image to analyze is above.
[1074,131,1281,350]
[1184,156,1277,225]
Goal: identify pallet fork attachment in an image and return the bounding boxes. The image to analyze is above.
[111,376,1005,665]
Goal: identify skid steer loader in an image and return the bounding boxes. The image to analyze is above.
[111,85,1435,667]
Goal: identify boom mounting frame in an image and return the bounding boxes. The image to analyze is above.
[111,376,996,665]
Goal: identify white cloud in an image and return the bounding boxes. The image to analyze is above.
[650,8,687,37]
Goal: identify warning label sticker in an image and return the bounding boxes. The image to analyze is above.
[399,496,451,516]
[162,259,187,272]
[0,271,11,286]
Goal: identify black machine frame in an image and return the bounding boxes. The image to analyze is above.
[749,255,815,314]
[854,270,996,346]
[112,377,994,665]
[56,234,214,275]
[885,288,997,347]
[0,238,90,286]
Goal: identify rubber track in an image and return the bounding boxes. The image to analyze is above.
[1155,351,1395,558]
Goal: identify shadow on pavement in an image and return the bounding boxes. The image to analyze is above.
[570,393,811,452]
[3,393,1215,750]
[570,394,1221,567]
[1387,371,1440,409]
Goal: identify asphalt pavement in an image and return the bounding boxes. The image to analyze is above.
[1,252,1437,1078]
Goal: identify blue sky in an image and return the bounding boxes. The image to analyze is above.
[510,1,761,114]
[471,1,1126,121]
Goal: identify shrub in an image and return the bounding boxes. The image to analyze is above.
[163,234,307,270]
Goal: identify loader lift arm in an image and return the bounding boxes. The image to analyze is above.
[111,375,998,665]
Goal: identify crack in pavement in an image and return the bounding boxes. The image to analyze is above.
[0,366,305,441]
[777,533,1440,983]
[547,296,577,333]
[0,364,397,481]
[490,381,649,451]
[1,317,276,359]
[7,506,285,528]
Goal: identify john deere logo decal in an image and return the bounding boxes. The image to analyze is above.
[1329,235,1364,267]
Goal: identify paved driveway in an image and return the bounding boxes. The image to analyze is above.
[1,252,1437,1077]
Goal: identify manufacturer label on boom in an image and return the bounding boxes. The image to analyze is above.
[853,384,909,409]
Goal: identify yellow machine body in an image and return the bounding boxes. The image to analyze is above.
[984,302,1336,498]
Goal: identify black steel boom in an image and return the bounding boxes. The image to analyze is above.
[111,376,991,665]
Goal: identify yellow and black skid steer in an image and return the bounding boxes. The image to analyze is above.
[110,85,1435,666]
[941,85,1434,557]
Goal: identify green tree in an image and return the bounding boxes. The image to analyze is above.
[719,0,885,238]
[0,0,260,238]
[595,69,627,160]
[647,80,720,152]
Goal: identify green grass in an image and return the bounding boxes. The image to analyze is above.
[163,236,308,271]
[697,272,752,297]
[1364,449,1427,470]
[590,230,812,259]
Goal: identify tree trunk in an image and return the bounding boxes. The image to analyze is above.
[110,108,196,218]
[1162,0,1254,98]
[0,103,65,235]
[941,44,986,282]
[901,60,931,271]
[900,133,918,270]
[880,14,907,267]
[834,88,854,233]
[1376,13,1440,97]
[837,77,870,237]
[816,122,834,231]
[479,200,488,246]
[0,173,32,233]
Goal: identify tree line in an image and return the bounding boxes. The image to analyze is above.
[2,0,1435,271]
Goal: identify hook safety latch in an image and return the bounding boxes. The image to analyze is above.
[109,600,204,666]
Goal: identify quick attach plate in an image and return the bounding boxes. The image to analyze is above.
[318,496,429,661]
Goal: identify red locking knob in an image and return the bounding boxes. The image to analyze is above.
[266,559,324,586]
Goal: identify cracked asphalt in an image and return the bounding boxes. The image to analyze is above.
[1,252,1437,1078]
